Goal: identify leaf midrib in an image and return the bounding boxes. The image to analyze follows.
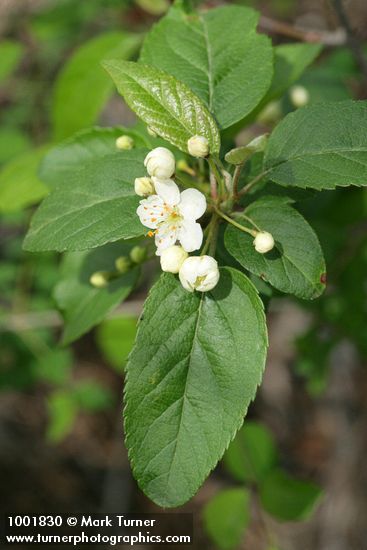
[163,292,205,496]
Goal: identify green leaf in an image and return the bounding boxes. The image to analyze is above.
[73,381,115,411]
[140,5,273,129]
[47,390,78,443]
[203,488,251,550]
[33,349,73,385]
[39,126,149,188]
[265,43,322,102]
[97,316,137,371]
[0,40,24,82]
[23,149,147,252]
[102,60,220,154]
[264,101,367,189]
[259,470,323,521]
[225,135,268,165]
[0,148,48,212]
[54,242,140,345]
[225,197,326,299]
[0,128,31,164]
[52,32,140,140]
[223,421,277,483]
[125,267,268,507]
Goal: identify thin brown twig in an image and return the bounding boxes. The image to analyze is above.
[259,15,346,46]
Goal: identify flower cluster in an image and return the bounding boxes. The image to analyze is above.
[134,145,219,292]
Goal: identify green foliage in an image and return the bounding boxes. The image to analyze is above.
[33,349,73,385]
[203,488,251,550]
[73,381,115,411]
[223,421,277,483]
[0,128,31,164]
[125,268,267,506]
[47,390,78,442]
[264,101,367,189]
[12,0,367,517]
[0,40,24,82]
[225,135,268,166]
[259,470,323,521]
[97,316,137,371]
[52,32,141,140]
[54,242,140,345]
[39,127,149,188]
[140,5,273,129]
[102,60,221,153]
[295,327,333,395]
[225,197,326,299]
[23,150,147,251]
[265,43,322,102]
[0,148,48,212]
[46,382,114,442]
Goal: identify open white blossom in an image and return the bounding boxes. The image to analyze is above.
[137,179,206,256]
[160,245,188,273]
[253,231,275,253]
[144,147,175,179]
[187,135,209,158]
[179,255,219,292]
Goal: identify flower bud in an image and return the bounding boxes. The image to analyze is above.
[130,245,147,264]
[179,255,219,292]
[253,231,275,254]
[257,101,282,124]
[144,147,175,179]
[134,176,155,197]
[90,271,110,288]
[160,245,188,274]
[187,135,209,158]
[116,135,134,150]
[115,256,131,273]
[290,85,310,108]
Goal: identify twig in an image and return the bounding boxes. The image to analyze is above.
[0,300,145,333]
[238,170,270,198]
[232,164,244,200]
[213,206,256,237]
[259,15,346,46]
[331,0,367,79]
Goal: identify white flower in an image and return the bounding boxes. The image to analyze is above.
[179,255,219,292]
[134,176,154,197]
[290,85,310,108]
[116,135,134,150]
[187,135,209,158]
[137,179,206,256]
[253,231,275,254]
[144,147,175,178]
[160,245,188,273]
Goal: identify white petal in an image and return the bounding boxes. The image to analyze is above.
[196,255,218,276]
[178,188,207,220]
[155,224,179,256]
[178,220,203,252]
[152,177,180,206]
[178,257,199,291]
[136,195,165,229]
